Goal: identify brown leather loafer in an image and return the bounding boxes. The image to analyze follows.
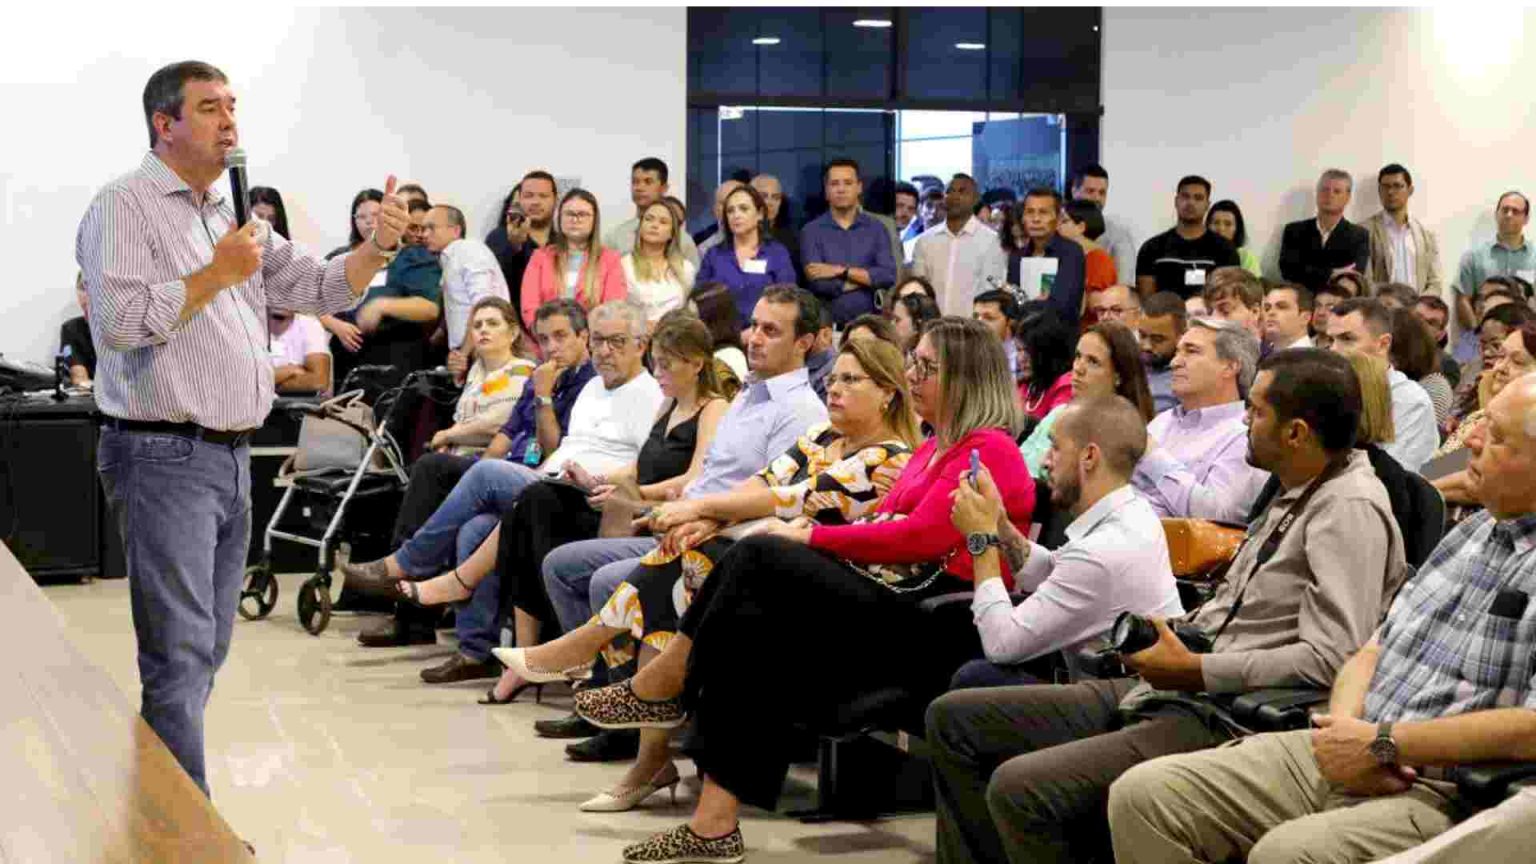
[420,653,502,684]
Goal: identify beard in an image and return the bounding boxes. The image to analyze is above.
[1143,352,1174,371]
[1050,472,1082,512]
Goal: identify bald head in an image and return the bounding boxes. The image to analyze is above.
[1470,375,1536,519]
[1054,395,1148,477]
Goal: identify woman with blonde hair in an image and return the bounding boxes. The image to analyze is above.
[623,199,697,325]
[519,188,627,327]
[1344,351,1396,447]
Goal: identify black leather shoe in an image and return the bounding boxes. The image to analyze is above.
[536,712,599,739]
[357,618,436,647]
[420,653,502,684]
[565,728,640,762]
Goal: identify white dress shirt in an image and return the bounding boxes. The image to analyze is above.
[1384,367,1438,472]
[1383,216,1418,285]
[971,485,1184,675]
[910,216,1008,317]
[438,237,510,348]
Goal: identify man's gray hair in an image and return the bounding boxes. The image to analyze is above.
[590,298,649,338]
[1317,168,1353,192]
[1188,316,1260,398]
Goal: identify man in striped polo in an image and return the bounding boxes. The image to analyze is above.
[75,60,408,796]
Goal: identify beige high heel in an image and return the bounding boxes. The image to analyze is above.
[578,762,682,812]
[491,646,593,684]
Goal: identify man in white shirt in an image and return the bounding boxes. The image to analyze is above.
[1262,282,1314,351]
[266,309,331,394]
[911,173,1007,317]
[603,157,700,266]
[1326,297,1438,471]
[1132,318,1269,524]
[1071,164,1137,282]
[422,204,510,379]
[947,395,1184,689]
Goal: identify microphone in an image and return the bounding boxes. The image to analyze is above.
[225,147,249,227]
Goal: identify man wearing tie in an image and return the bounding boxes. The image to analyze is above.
[75,60,409,796]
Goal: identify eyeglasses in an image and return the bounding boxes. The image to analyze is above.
[590,334,635,352]
[563,211,595,222]
[906,354,940,382]
[826,372,872,389]
[268,313,292,323]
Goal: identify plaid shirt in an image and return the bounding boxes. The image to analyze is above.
[1364,511,1536,723]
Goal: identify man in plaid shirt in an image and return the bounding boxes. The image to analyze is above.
[1107,374,1536,864]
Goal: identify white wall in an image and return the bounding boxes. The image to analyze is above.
[1102,7,1535,297]
[0,6,685,365]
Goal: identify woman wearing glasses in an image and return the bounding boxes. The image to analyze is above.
[520,189,628,330]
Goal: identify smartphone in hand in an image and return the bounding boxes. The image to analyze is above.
[969,449,982,488]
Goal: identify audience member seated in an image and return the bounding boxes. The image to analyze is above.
[1086,283,1141,329]
[59,272,95,387]
[749,174,800,271]
[1452,191,1533,334]
[1366,163,1442,295]
[1433,321,1536,505]
[1135,175,1238,299]
[840,312,898,348]
[1326,298,1438,471]
[1016,305,1077,423]
[687,281,748,388]
[927,348,1406,864]
[1107,375,1536,864]
[347,300,663,681]
[426,204,512,383]
[621,200,695,326]
[323,186,381,261]
[605,158,700,267]
[805,303,837,401]
[248,185,291,239]
[330,198,446,384]
[1133,317,1266,523]
[1071,163,1137,281]
[890,273,938,305]
[394,183,428,208]
[696,185,796,323]
[574,317,1036,864]
[1313,269,1364,349]
[891,284,942,353]
[1374,280,1419,310]
[1451,302,1535,429]
[1139,292,1187,413]
[1020,322,1155,477]
[424,298,535,457]
[800,159,897,325]
[1391,306,1454,430]
[520,189,627,330]
[1005,188,1086,327]
[351,300,597,649]
[487,171,558,316]
[694,179,744,254]
[266,309,331,396]
[912,173,1007,317]
[1279,168,1371,292]
[1201,265,1263,341]
[1059,198,1119,296]
[1206,198,1261,277]
[973,289,1021,377]
[950,395,1183,689]
[501,338,917,811]
[1413,294,1462,388]
[1262,281,1314,351]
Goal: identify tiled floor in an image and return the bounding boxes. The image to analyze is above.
[45,572,937,863]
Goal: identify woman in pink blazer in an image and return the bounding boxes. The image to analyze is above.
[519,188,628,328]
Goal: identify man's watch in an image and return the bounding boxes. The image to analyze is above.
[966,532,1001,556]
[1369,721,1399,767]
[369,230,400,261]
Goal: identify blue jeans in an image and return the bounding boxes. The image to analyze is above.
[452,512,502,661]
[97,429,251,796]
[541,537,658,633]
[394,459,539,577]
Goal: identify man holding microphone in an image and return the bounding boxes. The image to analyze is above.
[75,59,408,796]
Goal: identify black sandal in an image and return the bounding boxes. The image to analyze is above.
[396,569,474,608]
[478,681,545,705]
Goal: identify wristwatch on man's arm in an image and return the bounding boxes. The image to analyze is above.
[1369,721,1399,767]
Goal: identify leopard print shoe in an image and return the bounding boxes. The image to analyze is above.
[573,679,686,730]
[622,823,745,864]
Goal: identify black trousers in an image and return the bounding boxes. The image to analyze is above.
[494,480,601,639]
[678,535,961,810]
[390,452,474,634]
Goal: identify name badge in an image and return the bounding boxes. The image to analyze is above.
[742,259,769,275]
[1185,268,1207,287]
[368,269,389,288]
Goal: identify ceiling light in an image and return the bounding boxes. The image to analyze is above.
[752,36,781,46]
[954,42,986,51]
[1093,25,1100,32]
[853,19,892,28]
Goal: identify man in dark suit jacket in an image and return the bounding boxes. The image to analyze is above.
[1279,169,1371,292]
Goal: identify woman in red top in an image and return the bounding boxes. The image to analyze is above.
[1017,304,1078,422]
[575,317,1036,863]
[518,188,627,329]
[1059,197,1118,299]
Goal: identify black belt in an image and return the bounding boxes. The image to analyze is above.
[102,417,254,448]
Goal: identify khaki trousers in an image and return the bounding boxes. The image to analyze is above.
[1109,729,1459,864]
[1373,786,1536,864]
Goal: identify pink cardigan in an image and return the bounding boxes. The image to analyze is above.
[519,245,628,328]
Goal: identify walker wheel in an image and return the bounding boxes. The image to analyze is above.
[297,577,333,636]
[238,565,279,621]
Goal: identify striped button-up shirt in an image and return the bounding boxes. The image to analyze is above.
[1365,511,1536,723]
[76,152,362,430]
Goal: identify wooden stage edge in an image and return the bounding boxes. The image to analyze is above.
[0,545,253,862]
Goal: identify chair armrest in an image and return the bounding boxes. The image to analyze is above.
[1229,688,1329,732]
[1449,762,1536,809]
[917,591,974,614]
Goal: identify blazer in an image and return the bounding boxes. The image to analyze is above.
[1278,216,1370,291]
[519,245,628,328]
[1365,211,1443,296]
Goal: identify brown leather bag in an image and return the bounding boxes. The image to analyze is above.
[1161,518,1246,578]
